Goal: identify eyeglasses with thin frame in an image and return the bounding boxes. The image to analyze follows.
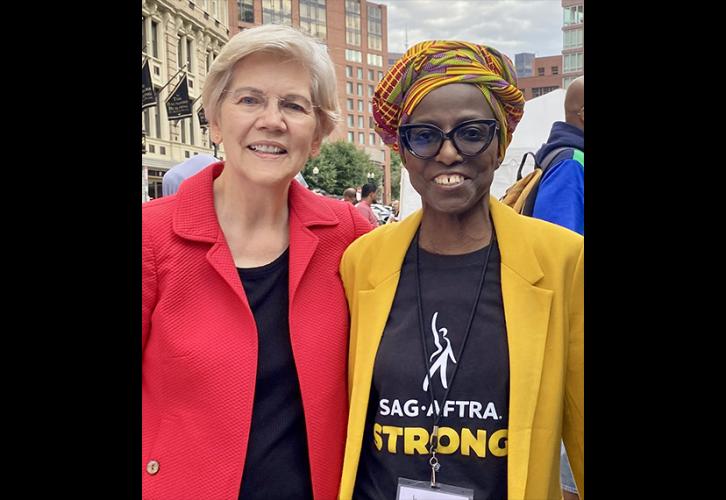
[222,87,318,120]
[398,119,500,160]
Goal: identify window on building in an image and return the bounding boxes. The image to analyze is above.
[358,132,365,144]
[367,4,382,51]
[348,114,354,127]
[143,108,151,138]
[369,132,376,145]
[347,98,354,111]
[368,84,374,97]
[564,28,584,49]
[181,119,187,144]
[262,0,292,25]
[357,83,363,96]
[159,145,166,155]
[563,4,584,25]
[348,131,354,142]
[142,16,147,54]
[369,116,374,128]
[186,38,194,72]
[537,67,545,76]
[532,86,560,98]
[564,52,584,73]
[346,65,352,77]
[552,66,559,75]
[177,36,184,68]
[358,99,364,112]
[345,0,361,46]
[345,49,362,62]
[346,81,353,94]
[300,0,327,40]
[368,100,372,113]
[151,21,159,58]
[378,71,383,81]
[368,69,374,81]
[238,0,255,23]
[358,115,364,128]
[149,86,162,138]
[367,53,383,67]
[357,67,363,79]
[148,177,163,199]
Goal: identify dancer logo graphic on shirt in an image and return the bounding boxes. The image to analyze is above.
[422,312,456,392]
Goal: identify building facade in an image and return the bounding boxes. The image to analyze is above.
[516,54,563,101]
[228,0,392,203]
[515,52,535,78]
[387,51,403,67]
[142,0,230,201]
[562,0,584,87]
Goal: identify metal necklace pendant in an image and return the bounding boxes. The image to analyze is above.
[429,452,441,487]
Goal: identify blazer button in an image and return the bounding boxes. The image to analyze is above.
[146,460,160,475]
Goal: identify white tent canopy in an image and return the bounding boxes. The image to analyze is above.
[398,89,565,220]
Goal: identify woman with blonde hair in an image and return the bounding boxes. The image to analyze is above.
[142,24,371,499]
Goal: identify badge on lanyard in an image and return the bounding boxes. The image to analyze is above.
[396,477,474,500]
[405,229,494,500]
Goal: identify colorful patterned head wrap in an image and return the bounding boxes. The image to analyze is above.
[373,40,525,162]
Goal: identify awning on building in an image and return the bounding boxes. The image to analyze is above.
[142,156,178,171]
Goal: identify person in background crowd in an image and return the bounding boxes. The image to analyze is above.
[531,75,584,500]
[386,199,401,223]
[343,187,358,205]
[161,154,218,196]
[142,24,372,500]
[532,75,584,236]
[355,183,380,227]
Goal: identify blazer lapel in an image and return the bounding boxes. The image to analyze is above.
[490,200,553,500]
[345,212,422,482]
[172,162,252,307]
[287,181,339,303]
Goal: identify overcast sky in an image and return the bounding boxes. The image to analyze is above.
[374,0,563,61]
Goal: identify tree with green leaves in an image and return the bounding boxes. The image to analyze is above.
[389,151,402,201]
[302,141,378,196]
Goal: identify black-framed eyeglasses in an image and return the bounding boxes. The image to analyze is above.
[398,119,499,160]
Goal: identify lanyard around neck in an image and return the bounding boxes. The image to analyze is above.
[413,224,495,487]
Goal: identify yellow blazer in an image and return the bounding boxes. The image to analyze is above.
[339,197,584,500]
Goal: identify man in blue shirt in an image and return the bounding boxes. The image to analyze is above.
[532,76,584,235]
[533,76,584,500]
[162,154,218,196]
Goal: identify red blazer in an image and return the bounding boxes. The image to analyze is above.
[142,163,372,499]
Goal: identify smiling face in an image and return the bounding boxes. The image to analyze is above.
[401,83,499,217]
[210,52,321,187]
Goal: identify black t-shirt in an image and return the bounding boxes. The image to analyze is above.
[354,237,509,500]
[237,248,313,500]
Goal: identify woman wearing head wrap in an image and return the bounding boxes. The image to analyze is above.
[339,41,583,499]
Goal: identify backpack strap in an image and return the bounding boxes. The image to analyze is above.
[540,146,574,172]
[516,152,537,181]
[521,146,576,216]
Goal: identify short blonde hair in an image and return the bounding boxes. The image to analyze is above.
[202,24,340,137]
